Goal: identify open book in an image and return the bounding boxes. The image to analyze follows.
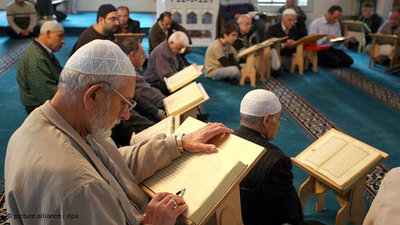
[163,82,209,116]
[342,20,371,33]
[292,129,388,191]
[164,64,204,93]
[130,116,180,145]
[141,117,266,225]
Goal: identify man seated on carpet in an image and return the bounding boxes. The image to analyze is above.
[278,0,308,38]
[266,8,300,71]
[363,167,400,225]
[5,0,40,38]
[309,5,353,68]
[347,2,383,50]
[233,14,281,75]
[144,31,188,96]
[205,24,241,82]
[367,7,400,64]
[17,21,65,114]
[116,6,140,34]
[232,14,257,63]
[70,4,120,56]
[148,11,192,55]
[234,89,304,225]
[5,39,234,225]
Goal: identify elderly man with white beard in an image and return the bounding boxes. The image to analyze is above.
[4,40,234,225]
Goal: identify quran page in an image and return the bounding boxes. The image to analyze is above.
[163,82,207,116]
[165,64,203,93]
[141,117,265,225]
[142,150,246,225]
[294,129,388,190]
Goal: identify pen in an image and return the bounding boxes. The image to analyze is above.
[175,188,186,196]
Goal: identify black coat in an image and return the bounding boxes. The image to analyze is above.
[234,126,304,225]
[265,22,299,56]
[116,18,141,34]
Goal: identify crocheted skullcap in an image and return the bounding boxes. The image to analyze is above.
[65,40,136,77]
[240,89,281,116]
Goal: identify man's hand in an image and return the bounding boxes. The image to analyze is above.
[181,123,234,153]
[284,39,295,48]
[144,192,187,225]
[326,35,336,40]
[20,30,29,37]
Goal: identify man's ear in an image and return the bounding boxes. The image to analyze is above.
[262,114,272,129]
[83,84,105,110]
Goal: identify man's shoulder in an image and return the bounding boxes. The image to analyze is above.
[129,18,140,25]
[269,22,282,31]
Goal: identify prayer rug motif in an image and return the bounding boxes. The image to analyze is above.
[259,77,387,199]
[330,68,400,112]
[0,39,32,77]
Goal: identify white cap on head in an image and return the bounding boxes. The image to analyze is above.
[65,40,136,77]
[40,21,64,34]
[240,89,281,116]
[282,8,297,16]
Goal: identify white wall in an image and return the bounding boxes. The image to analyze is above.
[0,0,157,11]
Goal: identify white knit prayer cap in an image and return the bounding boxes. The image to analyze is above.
[282,8,297,16]
[65,40,136,77]
[40,21,64,34]
[240,89,281,116]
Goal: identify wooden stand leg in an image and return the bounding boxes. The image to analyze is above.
[298,176,314,213]
[240,53,256,87]
[291,44,304,75]
[335,177,366,225]
[215,184,244,225]
[314,180,327,212]
[298,176,328,213]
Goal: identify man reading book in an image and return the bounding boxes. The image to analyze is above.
[144,31,188,96]
[5,40,234,225]
[308,5,353,68]
[234,90,305,225]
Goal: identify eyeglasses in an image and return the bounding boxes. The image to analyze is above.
[101,82,136,112]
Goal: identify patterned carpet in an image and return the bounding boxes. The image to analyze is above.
[259,76,389,199]
[0,39,32,77]
[330,68,400,112]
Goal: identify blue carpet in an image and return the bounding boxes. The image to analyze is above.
[0,37,24,56]
[346,50,400,94]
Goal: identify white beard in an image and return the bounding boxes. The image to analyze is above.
[89,99,120,140]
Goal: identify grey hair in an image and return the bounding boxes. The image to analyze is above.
[168,31,189,46]
[240,112,278,127]
[58,69,127,95]
[237,14,251,24]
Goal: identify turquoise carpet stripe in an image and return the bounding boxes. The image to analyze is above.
[330,68,400,111]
